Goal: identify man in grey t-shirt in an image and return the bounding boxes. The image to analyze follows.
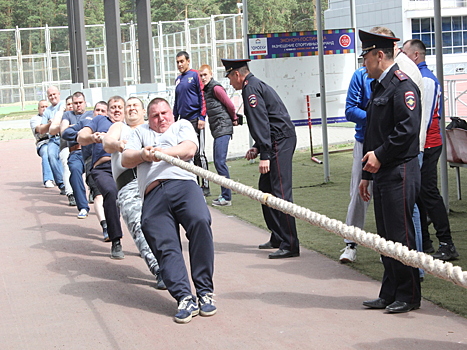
[122,98,215,324]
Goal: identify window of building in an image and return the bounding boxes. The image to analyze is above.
[412,16,467,55]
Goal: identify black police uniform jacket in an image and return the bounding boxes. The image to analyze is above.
[362,63,421,180]
[203,79,233,139]
[242,73,296,161]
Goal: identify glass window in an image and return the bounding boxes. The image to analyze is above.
[421,18,431,33]
[443,32,452,47]
[443,47,452,54]
[422,33,431,47]
[412,19,420,34]
[453,31,462,46]
[454,47,463,53]
[463,31,467,46]
[453,17,462,31]
[442,17,452,32]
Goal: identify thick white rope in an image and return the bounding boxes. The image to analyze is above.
[154,151,467,289]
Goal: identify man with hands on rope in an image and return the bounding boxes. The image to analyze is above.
[358,30,422,314]
[122,97,215,324]
[222,58,299,260]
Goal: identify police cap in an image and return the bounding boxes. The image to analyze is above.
[358,30,399,56]
[221,58,251,77]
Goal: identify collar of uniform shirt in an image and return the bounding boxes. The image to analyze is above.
[378,63,396,83]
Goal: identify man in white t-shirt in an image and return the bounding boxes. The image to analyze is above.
[122,97,215,324]
[103,97,165,289]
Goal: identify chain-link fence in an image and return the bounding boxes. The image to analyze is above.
[0,14,243,110]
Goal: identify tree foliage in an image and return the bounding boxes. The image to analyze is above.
[0,0,327,32]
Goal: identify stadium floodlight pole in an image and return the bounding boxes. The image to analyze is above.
[242,0,249,58]
[350,0,358,70]
[434,0,449,211]
[316,0,330,182]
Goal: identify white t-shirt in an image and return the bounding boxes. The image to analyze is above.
[125,119,199,198]
[30,114,49,148]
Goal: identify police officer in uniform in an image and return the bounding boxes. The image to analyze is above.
[358,30,422,313]
[222,58,299,259]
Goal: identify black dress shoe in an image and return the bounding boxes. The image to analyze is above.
[386,301,420,313]
[258,241,280,249]
[362,298,391,309]
[268,249,300,259]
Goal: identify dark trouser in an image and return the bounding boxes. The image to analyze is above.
[417,145,452,245]
[67,150,89,212]
[85,156,102,197]
[259,135,299,253]
[373,157,421,304]
[91,161,122,241]
[141,179,214,302]
[189,118,209,190]
[213,134,231,200]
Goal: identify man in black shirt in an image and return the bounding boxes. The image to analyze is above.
[222,58,299,259]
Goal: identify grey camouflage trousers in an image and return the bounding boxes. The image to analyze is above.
[117,179,159,276]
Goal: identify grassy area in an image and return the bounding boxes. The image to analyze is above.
[0,105,37,120]
[0,128,33,141]
[210,148,467,318]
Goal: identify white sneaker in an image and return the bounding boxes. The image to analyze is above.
[77,209,88,219]
[339,245,357,263]
[44,180,54,188]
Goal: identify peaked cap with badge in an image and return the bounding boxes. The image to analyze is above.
[358,30,399,56]
[221,58,251,77]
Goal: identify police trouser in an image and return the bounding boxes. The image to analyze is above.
[91,161,123,241]
[259,135,299,253]
[141,179,214,302]
[373,157,421,304]
[189,118,209,190]
[117,179,159,276]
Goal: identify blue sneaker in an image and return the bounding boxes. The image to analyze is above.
[174,296,199,324]
[198,293,217,317]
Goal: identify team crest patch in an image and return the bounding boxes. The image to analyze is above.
[248,94,257,107]
[405,91,416,110]
[188,77,194,83]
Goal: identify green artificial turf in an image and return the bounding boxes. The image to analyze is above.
[210,148,467,317]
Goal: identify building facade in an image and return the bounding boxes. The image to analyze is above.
[324,0,467,75]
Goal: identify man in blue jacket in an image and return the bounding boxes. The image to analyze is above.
[339,67,373,263]
[173,51,210,196]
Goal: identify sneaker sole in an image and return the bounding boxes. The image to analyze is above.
[174,310,199,324]
[200,308,217,317]
[110,255,125,260]
[77,216,88,219]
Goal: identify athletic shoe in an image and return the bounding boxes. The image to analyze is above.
[432,243,459,261]
[44,180,54,188]
[198,293,217,317]
[212,197,232,207]
[59,186,66,195]
[174,296,199,324]
[202,187,211,197]
[68,194,76,206]
[110,239,124,260]
[339,245,357,263]
[77,209,88,219]
[102,229,109,242]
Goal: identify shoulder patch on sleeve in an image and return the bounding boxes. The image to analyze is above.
[394,70,408,81]
[248,94,257,108]
[405,91,416,110]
